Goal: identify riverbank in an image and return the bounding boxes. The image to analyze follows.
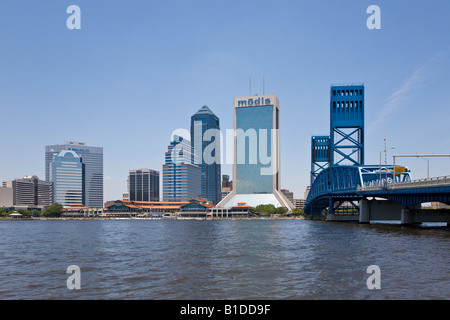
[0,216,307,221]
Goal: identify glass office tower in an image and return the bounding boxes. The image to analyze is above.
[50,150,84,207]
[45,142,103,207]
[162,135,201,202]
[128,169,160,202]
[191,105,221,204]
[217,94,293,210]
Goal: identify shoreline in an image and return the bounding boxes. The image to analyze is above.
[0,216,307,221]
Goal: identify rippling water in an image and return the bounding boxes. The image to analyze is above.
[0,219,448,299]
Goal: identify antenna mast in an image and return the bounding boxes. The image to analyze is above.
[263,76,265,95]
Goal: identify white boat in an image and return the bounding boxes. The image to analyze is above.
[162,213,177,220]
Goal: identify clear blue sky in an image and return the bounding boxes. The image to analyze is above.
[1,0,449,201]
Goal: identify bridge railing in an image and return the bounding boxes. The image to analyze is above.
[357,176,450,191]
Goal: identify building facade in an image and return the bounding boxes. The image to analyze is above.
[128,169,160,202]
[191,105,222,204]
[45,141,103,207]
[1,176,52,209]
[217,94,293,210]
[281,189,294,205]
[221,174,232,200]
[50,150,85,207]
[162,135,201,202]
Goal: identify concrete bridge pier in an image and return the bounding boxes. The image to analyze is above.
[359,198,408,224]
[359,199,370,224]
[401,208,413,225]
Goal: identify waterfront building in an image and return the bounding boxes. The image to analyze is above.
[217,94,293,210]
[50,150,85,207]
[0,176,52,209]
[103,199,190,215]
[45,141,103,207]
[191,105,222,204]
[162,135,201,202]
[128,169,160,202]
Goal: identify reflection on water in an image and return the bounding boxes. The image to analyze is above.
[0,220,448,299]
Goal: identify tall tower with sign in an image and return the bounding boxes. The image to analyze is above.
[217,94,293,210]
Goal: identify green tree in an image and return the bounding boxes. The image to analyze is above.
[43,203,64,217]
[0,209,7,217]
[17,209,32,217]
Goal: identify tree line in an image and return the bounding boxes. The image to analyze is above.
[252,204,305,217]
[0,203,64,218]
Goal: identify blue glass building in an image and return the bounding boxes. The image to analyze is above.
[50,150,85,206]
[45,141,103,207]
[162,135,202,202]
[218,95,293,210]
[190,105,221,204]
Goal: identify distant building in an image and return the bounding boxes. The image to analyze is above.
[0,176,52,209]
[162,135,201,202]
[221,174,232,200]
[50,150,85,207]
[293,199,305,209]
[431,202,450,209]
[128,169,160,202]
[304,186,311,201]
[281,189,294,205]
[45,141,103,207]
[191,105,222,204]
[122,192,130,201]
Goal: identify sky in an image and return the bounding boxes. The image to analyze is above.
[0,0,449,201]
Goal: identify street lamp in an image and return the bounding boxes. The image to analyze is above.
[380,146,395,185]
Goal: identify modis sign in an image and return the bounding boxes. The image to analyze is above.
[236,96,271,107]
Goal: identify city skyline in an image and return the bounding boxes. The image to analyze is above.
[1,1,450,202]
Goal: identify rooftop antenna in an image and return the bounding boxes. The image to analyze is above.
[263,76,265,95]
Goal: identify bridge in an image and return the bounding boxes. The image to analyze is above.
[303,84,450,226]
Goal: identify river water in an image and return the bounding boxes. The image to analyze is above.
[0,219,448,300]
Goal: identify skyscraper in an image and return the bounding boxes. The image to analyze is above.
[191,105,221,204]
[217,94,293,209]
[128,169,160,202]
[45,141,103,207]
[50,150,84,207]
[162,135,201,202]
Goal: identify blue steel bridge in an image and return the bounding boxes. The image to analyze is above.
[303,84,450,225]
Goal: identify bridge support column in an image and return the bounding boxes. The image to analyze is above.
[359,199,370,224]
[401,208,413,225]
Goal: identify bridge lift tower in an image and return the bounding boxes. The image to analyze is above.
[329,83,365,166]
[309,83,365,216]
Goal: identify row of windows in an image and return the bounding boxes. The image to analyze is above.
[332,101,363,108]
[333,89,363,97]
